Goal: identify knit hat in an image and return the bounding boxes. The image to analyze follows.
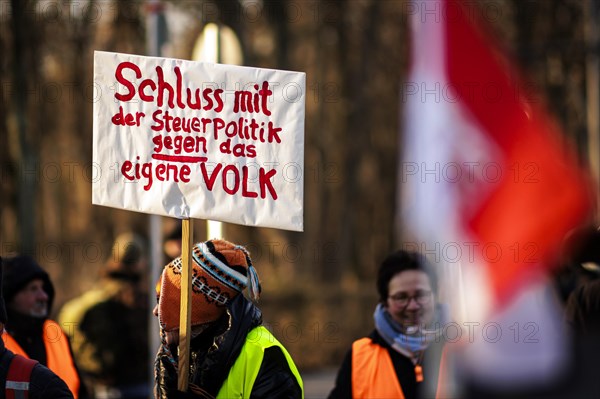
[2,255,55,313]
[157,239,260,331]
[0,258,7,324]
[104,233,147,280]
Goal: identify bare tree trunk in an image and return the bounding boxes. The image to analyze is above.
[585,0,600,218]
[10,0,36,254]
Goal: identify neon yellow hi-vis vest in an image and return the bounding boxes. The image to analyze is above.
[217,326,304,398]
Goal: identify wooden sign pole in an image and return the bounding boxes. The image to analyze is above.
[177,219,193,390]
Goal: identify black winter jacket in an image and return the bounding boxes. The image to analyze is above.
[0,340,73,399]
[2,255,88,398]
[154,295,302,398]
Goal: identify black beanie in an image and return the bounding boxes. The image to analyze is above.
[0,258,8,324]
[1,255,55,314]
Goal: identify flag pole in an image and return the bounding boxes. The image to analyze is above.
[145,0,167,389]
[177,218,193,390]
[191,23,225,241]
[191,22,243,241]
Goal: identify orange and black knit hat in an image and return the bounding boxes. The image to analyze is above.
[157,239,260,331]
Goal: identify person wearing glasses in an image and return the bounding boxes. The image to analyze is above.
[328,250,448,399]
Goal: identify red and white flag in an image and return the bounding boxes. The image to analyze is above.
[400,0,594,393]
[401,0,592,320]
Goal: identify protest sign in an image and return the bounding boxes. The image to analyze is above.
[93,51,305,231]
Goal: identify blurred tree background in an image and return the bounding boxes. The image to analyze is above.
[0,0,596,371]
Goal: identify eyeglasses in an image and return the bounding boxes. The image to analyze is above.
[388,290,432,307]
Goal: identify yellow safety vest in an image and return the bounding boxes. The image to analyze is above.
[217,325,304,398]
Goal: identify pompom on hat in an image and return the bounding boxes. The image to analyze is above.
[157,239,260,331]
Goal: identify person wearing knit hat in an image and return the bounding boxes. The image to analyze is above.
[1,255,84,398]
[0,258,73,399]
[153,239,303,398]
[58,232,150,399]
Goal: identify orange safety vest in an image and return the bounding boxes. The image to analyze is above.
[351,337,446,399]
[2,320,80,399]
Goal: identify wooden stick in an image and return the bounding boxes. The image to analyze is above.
[177,219,193,391]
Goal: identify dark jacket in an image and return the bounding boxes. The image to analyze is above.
[154,295,302,398]
[0,338,73,399]
[59,279,150,390]
[2,256,87,398]
[565,279,600,335]
[328,330,444,399]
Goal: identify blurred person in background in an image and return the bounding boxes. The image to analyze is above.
[559,224,600,332]
[554,225,600,305]
[561,225,600,398]
[59,233,150,399]
[1,255,86,398]
[163,222,182,262]
[0,256,74,398]
[328,250,448,399]
[153,239,303,398]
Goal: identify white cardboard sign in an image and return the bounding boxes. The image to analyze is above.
[92,51,305,231]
